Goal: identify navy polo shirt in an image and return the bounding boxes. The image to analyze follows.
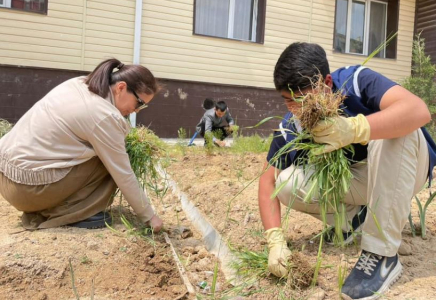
[267,65,436,181]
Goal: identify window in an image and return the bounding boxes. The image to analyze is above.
[334,0,398,59]
[194,0,266,43]
[0,0,11,8]
[0,0,47,14]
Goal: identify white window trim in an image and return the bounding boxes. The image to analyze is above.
[343,0,388,58]
[0,0,11,8]
[227,0,258,42]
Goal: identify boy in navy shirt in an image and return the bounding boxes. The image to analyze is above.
[259,42,435,300]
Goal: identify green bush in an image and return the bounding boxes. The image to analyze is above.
[0,119,12,138]
[402,33,436,139]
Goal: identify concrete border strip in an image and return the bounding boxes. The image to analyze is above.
[157,165,238,283]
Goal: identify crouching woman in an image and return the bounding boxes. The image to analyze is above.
[0,58,163,231]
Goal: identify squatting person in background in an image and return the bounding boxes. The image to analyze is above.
[196,100,236,147]
[258,42,435,300]
[0,58,163,232]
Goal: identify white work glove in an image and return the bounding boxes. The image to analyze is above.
[265,227,292,278]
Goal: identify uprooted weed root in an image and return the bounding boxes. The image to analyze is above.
[287,252,315,289]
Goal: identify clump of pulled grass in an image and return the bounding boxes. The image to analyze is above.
[270,76,355,284]
[125,126,167,190]
[273,76,353,245]
[0,119,12,138]
[228,246,314,297]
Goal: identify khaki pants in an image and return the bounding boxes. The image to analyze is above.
[0,157,117,229]
[276,129,429,256]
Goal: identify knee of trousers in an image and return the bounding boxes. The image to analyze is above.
[275,166,306,207]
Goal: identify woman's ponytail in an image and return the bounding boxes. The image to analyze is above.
[85,58,121,98]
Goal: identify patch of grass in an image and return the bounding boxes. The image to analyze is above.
[0,119,12,138]
[230,133,273,154]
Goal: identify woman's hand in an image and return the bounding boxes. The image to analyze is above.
[147,214,163,233]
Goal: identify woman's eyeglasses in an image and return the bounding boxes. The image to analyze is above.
[129,88,148,111]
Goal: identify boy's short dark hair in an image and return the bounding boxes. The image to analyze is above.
[215,101,227,112]
[273,42,331,92]
[203,98,215,110]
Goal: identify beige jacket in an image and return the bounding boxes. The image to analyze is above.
[0,77,155,222]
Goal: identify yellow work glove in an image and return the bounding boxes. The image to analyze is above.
[265,227,292,278]
[311,114,370,155]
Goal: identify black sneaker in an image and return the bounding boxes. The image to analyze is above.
[68,212,112,229]
[325,206,367,245]
[341,250,402,300]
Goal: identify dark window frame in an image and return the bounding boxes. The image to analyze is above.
[0,0,48,15]
[193,0,266,44]
[333,0,398,59]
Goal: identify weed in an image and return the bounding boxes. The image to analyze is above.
[176,127,188,156]
[69,258,80,300]
[80,255,91,264]
[230,133,273,153]
[409,189,436,239]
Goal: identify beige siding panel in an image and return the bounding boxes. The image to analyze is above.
[85,44,133,56]
[85,36,133,49]
[48,9,83,22]
[86,30,134,43]
[0,26,82,43]
[142,50,273,73]
[50,0,83,7]
[86,22,133,35]
[143,36,279,61]
[2,57,80,70]
[142,3,192,17]
[3,19,82,36]
[3,42,81,57]
[86,1,135,15]
[145,64,273,88]
[85,51,133,63]
[150,0,192,11]
[86,7,135,22]
[0,49,81,64]
[85,16,133,30]
[142,16,192,31]
[90,0,135,8]
[0,10,82,28]
[143,57,272,79]
[0,33,81,50]
[84,1,135,66]
[49,3,83,14]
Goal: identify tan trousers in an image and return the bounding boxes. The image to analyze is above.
[0,157,117,229]
[276,129,429,256]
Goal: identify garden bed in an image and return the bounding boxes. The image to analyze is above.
[1,145,436,299]
[165,147,436,299]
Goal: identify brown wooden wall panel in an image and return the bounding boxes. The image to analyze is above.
[415,0,436,65]
[0,65,286,138]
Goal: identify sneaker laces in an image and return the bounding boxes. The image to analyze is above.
[355,251,382,276]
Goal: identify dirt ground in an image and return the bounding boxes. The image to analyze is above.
[2,146,436,299]
[166,148,436,299]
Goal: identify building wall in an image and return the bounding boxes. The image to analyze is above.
[415,0,436,65]
[0,0,136,71]
[142,0,416,87]
[0,0,417,137]
[0,0,417,84]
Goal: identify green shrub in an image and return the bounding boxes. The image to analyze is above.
[0,119,12,138]
[402,33,436,139]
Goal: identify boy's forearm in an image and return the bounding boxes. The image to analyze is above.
[258,163,282,230]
